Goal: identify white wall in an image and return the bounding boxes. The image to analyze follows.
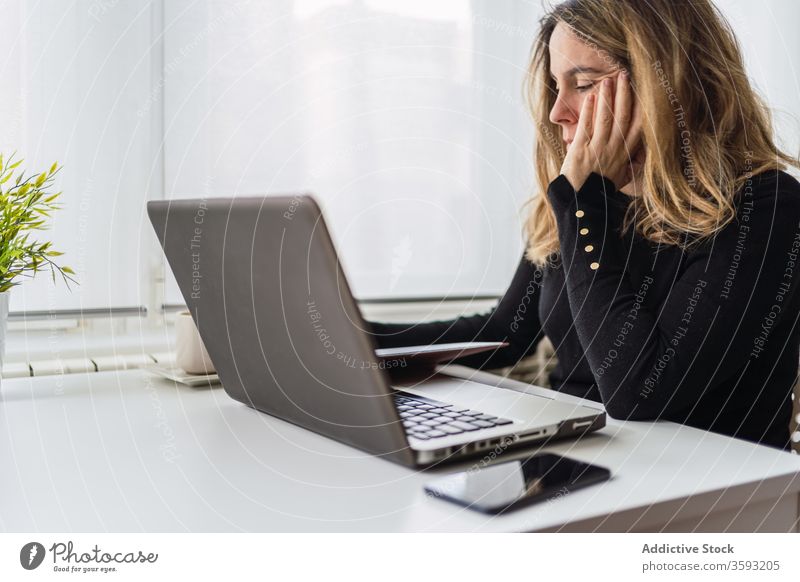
[715,0,800,166]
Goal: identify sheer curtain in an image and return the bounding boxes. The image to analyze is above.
[162,0,541,303]
[0,0,159,313]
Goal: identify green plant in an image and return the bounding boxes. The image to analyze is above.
[0,153,75,293]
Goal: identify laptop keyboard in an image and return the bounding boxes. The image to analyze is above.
[393,392,513,440]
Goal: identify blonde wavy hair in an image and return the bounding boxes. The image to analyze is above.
[525,0,800,266]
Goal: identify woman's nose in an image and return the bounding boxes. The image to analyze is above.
[549,93,577,126]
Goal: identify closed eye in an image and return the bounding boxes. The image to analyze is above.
[575,81,598,92]
[551,79,599,93]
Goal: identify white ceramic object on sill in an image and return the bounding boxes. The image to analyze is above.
[175,310,215,375]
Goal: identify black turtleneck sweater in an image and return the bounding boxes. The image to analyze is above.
[369,170,800,450]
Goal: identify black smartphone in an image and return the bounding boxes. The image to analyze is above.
[424,452,611,515]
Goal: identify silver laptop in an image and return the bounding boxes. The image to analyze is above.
[147,195,605,467]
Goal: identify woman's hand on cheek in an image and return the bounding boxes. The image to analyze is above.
[560,70,642,192]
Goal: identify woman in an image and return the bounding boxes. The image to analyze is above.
[369,0,800,450]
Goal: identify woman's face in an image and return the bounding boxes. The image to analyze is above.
[548,22,620,149]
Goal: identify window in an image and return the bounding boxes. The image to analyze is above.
[2,0,797,318]
[161,0,539,304]
[1,0,157,314]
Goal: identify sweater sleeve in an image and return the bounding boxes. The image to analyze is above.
[367,255,546,369]
[546,170,800,420]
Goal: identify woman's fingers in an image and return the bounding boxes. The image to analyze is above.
[614,71,642,186]
[613,70,633,149]
[573,92,595,146]
[592,76,614,146]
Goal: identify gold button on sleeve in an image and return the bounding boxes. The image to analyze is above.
[590,262,600,270]
[579,227,589,235]
[584,244,594,252]
[575,209,585,218]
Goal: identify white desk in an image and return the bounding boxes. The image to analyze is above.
[2,367,799,532]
